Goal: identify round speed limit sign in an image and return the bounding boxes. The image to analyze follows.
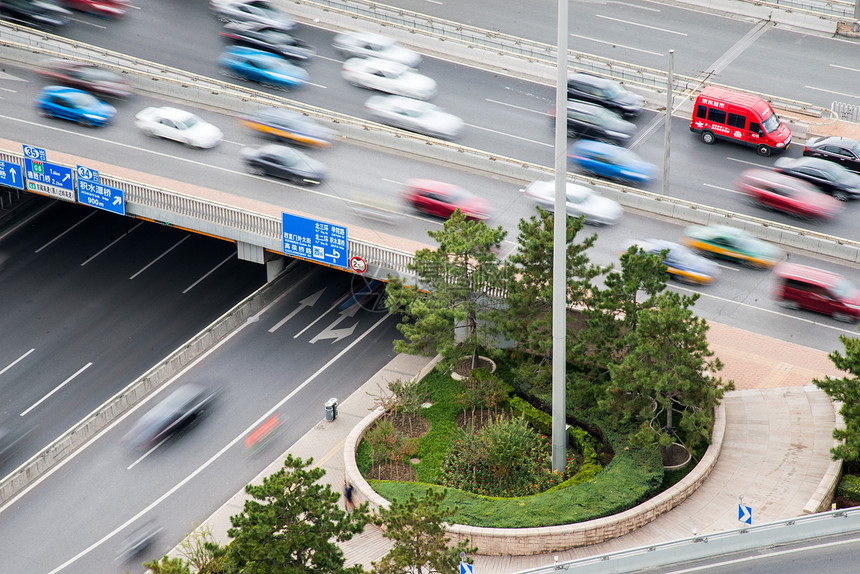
[349,256,367,274]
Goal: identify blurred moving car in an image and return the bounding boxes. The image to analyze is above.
[220,21,315,64]
[402,179,491,221]
[34,86,116,127]
[365,95,463,140]
[0,0,71,30]
[332,31,421,67]
[567,73,644,117]
[682,224,784,269]
[135,107,223,149]
[772,262,860,322]
[736,168,842,220]
[219,45,308,89]
[523,180,623,225]
[241,144,327,184]
[803,136,860,174]
[209,0,296,31]
[239,108,335,147]
[122,384,218,452]
[567,140,655,185]
[552,101,636,145]
[342,58,436,100]
[36,60,134,99]
[59,0,128,18]
[115,521,163,564]
[629,239,721,285]
[773,156,860,201]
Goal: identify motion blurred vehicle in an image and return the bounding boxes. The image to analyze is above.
[628,239,721,285]
[342,58,436,100]
[567,73,644,117]
[551,101,636,145]
[239,108,335,147]
[523,180,623,226]
[241,144,327,184]
[402,179,491,221]
[736,168,842,220]
[135,106,223,149]
[332,31,421,67]
[220,21,315,64]
[219,45,308,89]
[0,0,71,29]
[115,521,163,564]
[209,0,295,31]
[122,384,218,452]
[365,95,463,140]
[773,262,860,322]
[567,140,655,185]
[36,59,133,99]
[59,0,127,18]
[34,86,115,127]
[773,156,860,201]
[803,136,860,174]
[682,224,784,269]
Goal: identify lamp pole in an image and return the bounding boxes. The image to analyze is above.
[662,49,674,196]
[551,0,569,473]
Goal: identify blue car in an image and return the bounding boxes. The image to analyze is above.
[568,139,656,186]
[34,86,116,127]
[219,46,308,89]
[629,239,721,285]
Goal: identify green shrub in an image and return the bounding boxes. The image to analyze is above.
[838,473,860,501]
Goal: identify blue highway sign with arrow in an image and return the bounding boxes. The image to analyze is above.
[0,160,24,190]
[282,212,348,269]
[76,166,126,215]
[23,144,75,201]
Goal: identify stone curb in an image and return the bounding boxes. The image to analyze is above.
[343,371,727,555]
[803,394,846,515]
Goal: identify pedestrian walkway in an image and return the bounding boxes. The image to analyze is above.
[178,321,845,573]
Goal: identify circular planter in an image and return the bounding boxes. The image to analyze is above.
[450,356,496,380]
[662,442,692,471]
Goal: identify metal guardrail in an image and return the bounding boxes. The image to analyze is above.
[833,101,860,123]
[742,0,857,19]
[514,507,860,574]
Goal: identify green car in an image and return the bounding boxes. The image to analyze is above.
[681,224,784,269]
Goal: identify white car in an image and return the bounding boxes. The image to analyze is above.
[365,95,464,140]
[523,180,623,226]
[209,0,296,31]
[135,107,223,149]
[342,58,437,100]
[332,31,422,67]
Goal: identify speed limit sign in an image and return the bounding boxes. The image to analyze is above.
[349,256,367,274]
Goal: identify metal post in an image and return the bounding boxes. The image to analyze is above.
[662,49,674,196]
[552,0,569,474]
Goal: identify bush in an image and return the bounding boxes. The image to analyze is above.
[837,473,860,502]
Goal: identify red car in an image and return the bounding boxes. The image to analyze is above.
[59,0,128,18]
[402,179,491,221]
[36,60,134,99]
[736,168,842,221]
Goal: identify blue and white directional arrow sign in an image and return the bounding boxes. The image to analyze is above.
[23,144,75,202]
[76,165,126,215]
[0,160,24,190]
[738,503,752,524]
[282,212,348,269]
[459,562,473,574]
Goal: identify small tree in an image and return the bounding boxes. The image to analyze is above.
[371,489,477,574]
[386,210,507,371]
[177,522,227,574]
[226,454,369,574]
[815,334,860,462]
[143,555,192,574]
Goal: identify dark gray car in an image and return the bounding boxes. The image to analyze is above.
[773,156,860,201]
[557,100,637,145]
[241,144,327,185]
[567,73,644,117]
[220,21,315,64]
[123,384,217,452]
[803,136,860,174]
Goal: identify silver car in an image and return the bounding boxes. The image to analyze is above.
[365,95,464,140]
[332,31,421,67]
[210,0,296,32]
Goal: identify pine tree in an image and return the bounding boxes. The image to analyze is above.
[815,335,860,462]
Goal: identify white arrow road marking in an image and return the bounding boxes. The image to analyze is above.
[293,291,353,339]
[269,288,325,333]
[309,313,358,344]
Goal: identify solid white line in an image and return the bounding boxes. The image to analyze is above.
[466,123,552,147]
[569,33,663,57]
[129,234,191,280]
[702,182,743,196]
[182,253,234,294]
[804,85,860,100]
[726,156,766,168]
[829,63,860,74]
[35,210,99,253]
[606,0,661,11]
[80,221,144,266]
[595,14,688,35]
[293,291,353,339]
[0,348,36,377]
[485,98,547,115]
[20,363,93,417]
[43,312,391,574]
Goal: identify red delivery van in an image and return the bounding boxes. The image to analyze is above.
[690,86,791,157]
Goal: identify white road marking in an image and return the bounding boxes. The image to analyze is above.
[485,98,547,115]
[293,291,353,339]
[35,210,99,253]
[70,17,106,29]
[607,1,661,11]
[569,33,663,57]
[466,122,552,147]
[0,348,36,377]
[829,63,860,74]
[702,182,743,196]
[805,85,860,100]
[80,221,144,266]
[595,14,687,35]
[20,363,93,417]
[129,234,192,279]
[182,253,234,294]
[726,156,766,168]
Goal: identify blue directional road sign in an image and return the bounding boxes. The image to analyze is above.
[738,504,752,524]
[22,144,75,202]
[76,166,125,215]
[460,562,473,574]
[0,160,24,190]
[282,213,348,269]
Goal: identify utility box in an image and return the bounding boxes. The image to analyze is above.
[325,398,338,421]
